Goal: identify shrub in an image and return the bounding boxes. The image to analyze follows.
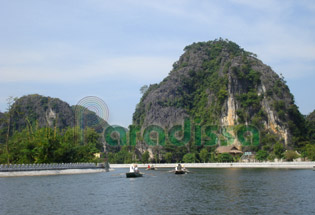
[256,150,268,161]
[284,150,299,161]
[209,152,216,162]
[164,152,173,163]
[274,142,285,159]
[142,151,150,163]
[199,148,208,163]
[303,144,315,161]
[267,153,276,161]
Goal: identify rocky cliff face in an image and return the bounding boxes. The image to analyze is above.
[133,39,306,148]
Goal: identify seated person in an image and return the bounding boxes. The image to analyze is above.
[134,165,139,173]
[175,164,182,171]
[130,165,134,173]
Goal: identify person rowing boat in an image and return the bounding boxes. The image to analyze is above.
[146,164,156,170]
[126,164,142,178]
[174,164,188,174]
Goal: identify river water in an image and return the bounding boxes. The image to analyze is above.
[0,168,314,215]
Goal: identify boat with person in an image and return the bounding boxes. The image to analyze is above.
[126,164,143,178]
[174,164,188,174]
[146,164,157,170]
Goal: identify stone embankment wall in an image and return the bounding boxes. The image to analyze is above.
[0,163,104,172]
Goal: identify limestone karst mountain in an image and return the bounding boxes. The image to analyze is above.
[0,94,108,135]
[133,39,307,149]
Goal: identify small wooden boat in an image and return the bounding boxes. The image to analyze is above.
[146,167,156,170]
[175,170,186,174]
[126,172,143,178]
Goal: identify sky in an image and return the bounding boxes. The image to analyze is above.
[0,0,314,127]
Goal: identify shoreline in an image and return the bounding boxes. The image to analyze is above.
[1,162,314,177]
[110,162,315,169]
[0,168,110,177]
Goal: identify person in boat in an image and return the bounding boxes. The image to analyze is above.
[182,164,186,171]
[130,164,135,173]
[134,164,139,173]
[148,164,151,169]
[175,163,182,171]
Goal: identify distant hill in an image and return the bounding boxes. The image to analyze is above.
[133,39,307,149]
[0,94,108,136]
[9,94,74,131]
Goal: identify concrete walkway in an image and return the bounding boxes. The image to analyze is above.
[111,162,315,169]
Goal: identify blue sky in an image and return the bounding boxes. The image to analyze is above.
[0,0,314,127]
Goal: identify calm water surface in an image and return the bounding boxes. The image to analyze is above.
[0,168,314,215]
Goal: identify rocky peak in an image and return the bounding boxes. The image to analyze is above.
[133,39,306,148]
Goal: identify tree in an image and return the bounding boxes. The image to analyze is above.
[256,150,268,161]
[274,142,285,159]
[140,85,149,95]
[173,146,188,162]
[303,144,315,161]
[164,152,173,163]
[142,151,150,163]
[0,126,103,164]
[199,148,208,163]
[209,152,216,162]
[182,153,196,163]
[217,153,233,162]
[4,96,18,164]
[280,73,287,84]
